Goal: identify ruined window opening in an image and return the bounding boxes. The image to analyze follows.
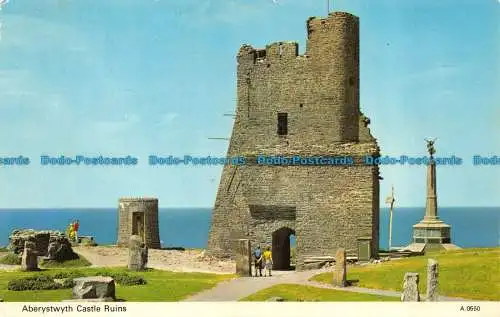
[277,113,288,136]
[349,77,355,86]
[299,103,303,108]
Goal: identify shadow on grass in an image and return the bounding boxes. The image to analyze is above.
[347,279,359,287]
[16,268,50,272]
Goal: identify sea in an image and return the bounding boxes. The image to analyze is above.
[0,207,498,249]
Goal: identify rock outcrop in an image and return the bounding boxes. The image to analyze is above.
[8,229,79,262]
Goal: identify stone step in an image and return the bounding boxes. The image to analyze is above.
[303,256,358,264]
[62,297,114,302]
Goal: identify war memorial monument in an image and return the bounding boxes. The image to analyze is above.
[406,140,460,252]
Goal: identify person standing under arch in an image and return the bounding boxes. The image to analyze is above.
[263,246,273,277]
[253,245,263,277]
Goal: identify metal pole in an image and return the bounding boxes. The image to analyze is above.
[388,185,394,251]
[389,205,393,251]
[207,137,229,141]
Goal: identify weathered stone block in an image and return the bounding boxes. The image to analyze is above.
[72,277,115,300]
[21,241,38,271]
[141,245,148,268]
[73,285,97,299]
[79,236,97,246]
[128,235,148,271]
[401,272,420,302]
[304,262,327,270]
[426,259,439,301]
[234,239,251,276]
[46,242,58,260]
[332,248,347,287]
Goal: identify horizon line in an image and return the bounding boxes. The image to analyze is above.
[0,206,498,211]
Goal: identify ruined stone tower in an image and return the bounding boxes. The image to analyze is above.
[207,12,380,270]
[117,198,161,249]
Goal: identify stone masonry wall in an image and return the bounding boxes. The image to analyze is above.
[117,198,161,249]
[207,12,380,267]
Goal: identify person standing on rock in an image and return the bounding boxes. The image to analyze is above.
[253,245,263,277]
[263,246,273,277]
[73,220,80,242]
[67,222,75,242]
[66,222,72,239]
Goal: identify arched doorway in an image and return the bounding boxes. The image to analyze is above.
[271,227,295,270]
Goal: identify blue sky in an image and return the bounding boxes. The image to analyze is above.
[0,0,498,208]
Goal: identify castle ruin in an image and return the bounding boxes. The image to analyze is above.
[207,12,381,270]
[117,198,161,249]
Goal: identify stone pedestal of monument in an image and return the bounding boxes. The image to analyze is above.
[406,149,460,252]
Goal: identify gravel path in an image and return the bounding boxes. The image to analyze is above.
[183,270,321,301]
[183,269,473,302]
[0,264,19,271]
[73,246,235,274]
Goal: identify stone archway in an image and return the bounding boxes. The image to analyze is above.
[271,227,295,270]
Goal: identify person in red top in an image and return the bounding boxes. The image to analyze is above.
[73,220,80,242]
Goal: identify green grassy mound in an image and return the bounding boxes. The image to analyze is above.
[241,284,398,301]
[0,267,235,302]
[7,270,146,291]
[0,252,92,268]
[312,247,499,301]
[0,253,21,265]
[39,256,92,268]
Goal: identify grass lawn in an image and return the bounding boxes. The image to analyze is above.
[0,252,21,265]
[241,284,399,301]
[0,252,92,268]
[0,267,235,302]
[311,247,500,301]
[39,257,92,268]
